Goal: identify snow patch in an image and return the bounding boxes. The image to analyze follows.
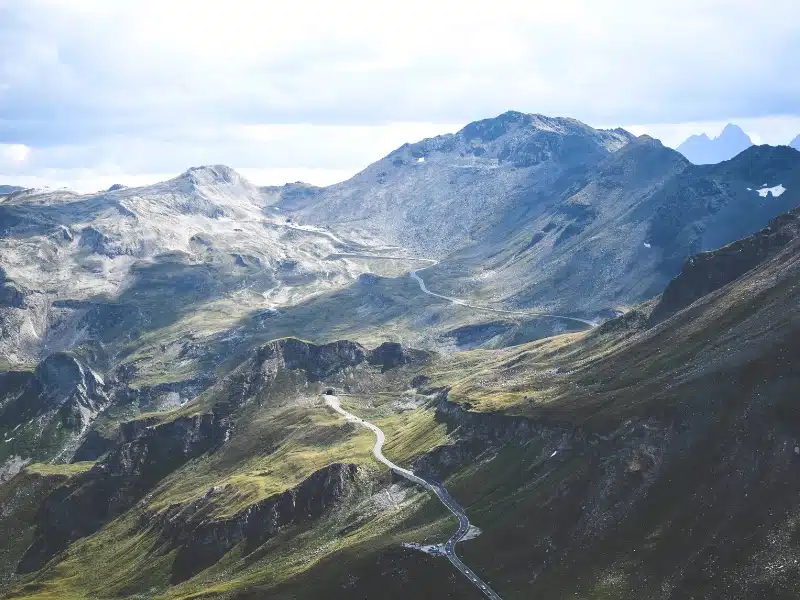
[757,184,786,198]
[416,156,425,163]
[550,450,558,458]
[643,242,651,249]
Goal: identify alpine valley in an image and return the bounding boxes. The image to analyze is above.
[1,111,799,600]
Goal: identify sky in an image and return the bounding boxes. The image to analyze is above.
[1,0,799,193]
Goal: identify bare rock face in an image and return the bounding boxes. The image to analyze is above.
[367,342,430,372]
[0,271,27,308]
[0,353,110,468]
[35,352,108,413]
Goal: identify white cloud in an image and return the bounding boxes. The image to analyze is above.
[0,0,798,188]
[0,143,31,166]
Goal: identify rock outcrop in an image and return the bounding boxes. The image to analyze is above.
[159,463,360,582]
[650,207,800,324]
[0,353,110,468]
[17,407,231,573]
[366,342,430,372]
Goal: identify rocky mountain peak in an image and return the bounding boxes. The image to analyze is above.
[456,110,633,150]
[676,123,754,164]
[720,122,750,141]
[179,164,243,187]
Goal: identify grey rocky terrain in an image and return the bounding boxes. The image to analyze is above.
[274,112,800,317]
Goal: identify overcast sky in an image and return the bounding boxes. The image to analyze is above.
[1,0,799,192]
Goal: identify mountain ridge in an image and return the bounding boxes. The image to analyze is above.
[273,115,799,317]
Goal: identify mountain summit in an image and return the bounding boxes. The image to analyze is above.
[676,123,753,164]
[277,110,634,257]
[791,134,800,151]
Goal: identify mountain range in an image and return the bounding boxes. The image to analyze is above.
[273,112,799,315]
[1,110,800,599]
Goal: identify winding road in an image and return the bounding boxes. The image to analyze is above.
[329,251,597,328]
[276,218,596,328]
[324,394,503,600]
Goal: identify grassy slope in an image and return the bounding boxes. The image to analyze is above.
[425,236,799,430]
[413,237,800,598]
[9,237,797,598]
[223,235,800,600]
[120,269,583,388]
[3,368,462,599]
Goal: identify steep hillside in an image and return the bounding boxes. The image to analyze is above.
[428,143,800,315]
[650,206,800,323]
[408,206,800,599]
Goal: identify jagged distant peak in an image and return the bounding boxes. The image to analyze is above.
[790,134,800,150]
[718,123,751,141]
[676,123,754,165]
[106,183,127,192]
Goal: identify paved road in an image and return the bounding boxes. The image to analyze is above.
[323,251,596,328]
[324,394,503,600]
[410,266,597,328]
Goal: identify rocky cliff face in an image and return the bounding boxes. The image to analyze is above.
[222,338,431,408]
[157,462,360,582]
[0,353,110,469]
[17,406,231,573]
[650,207,800,324]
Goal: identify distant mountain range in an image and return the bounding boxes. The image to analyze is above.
[792,134,800,150]
[676,123,753,164]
